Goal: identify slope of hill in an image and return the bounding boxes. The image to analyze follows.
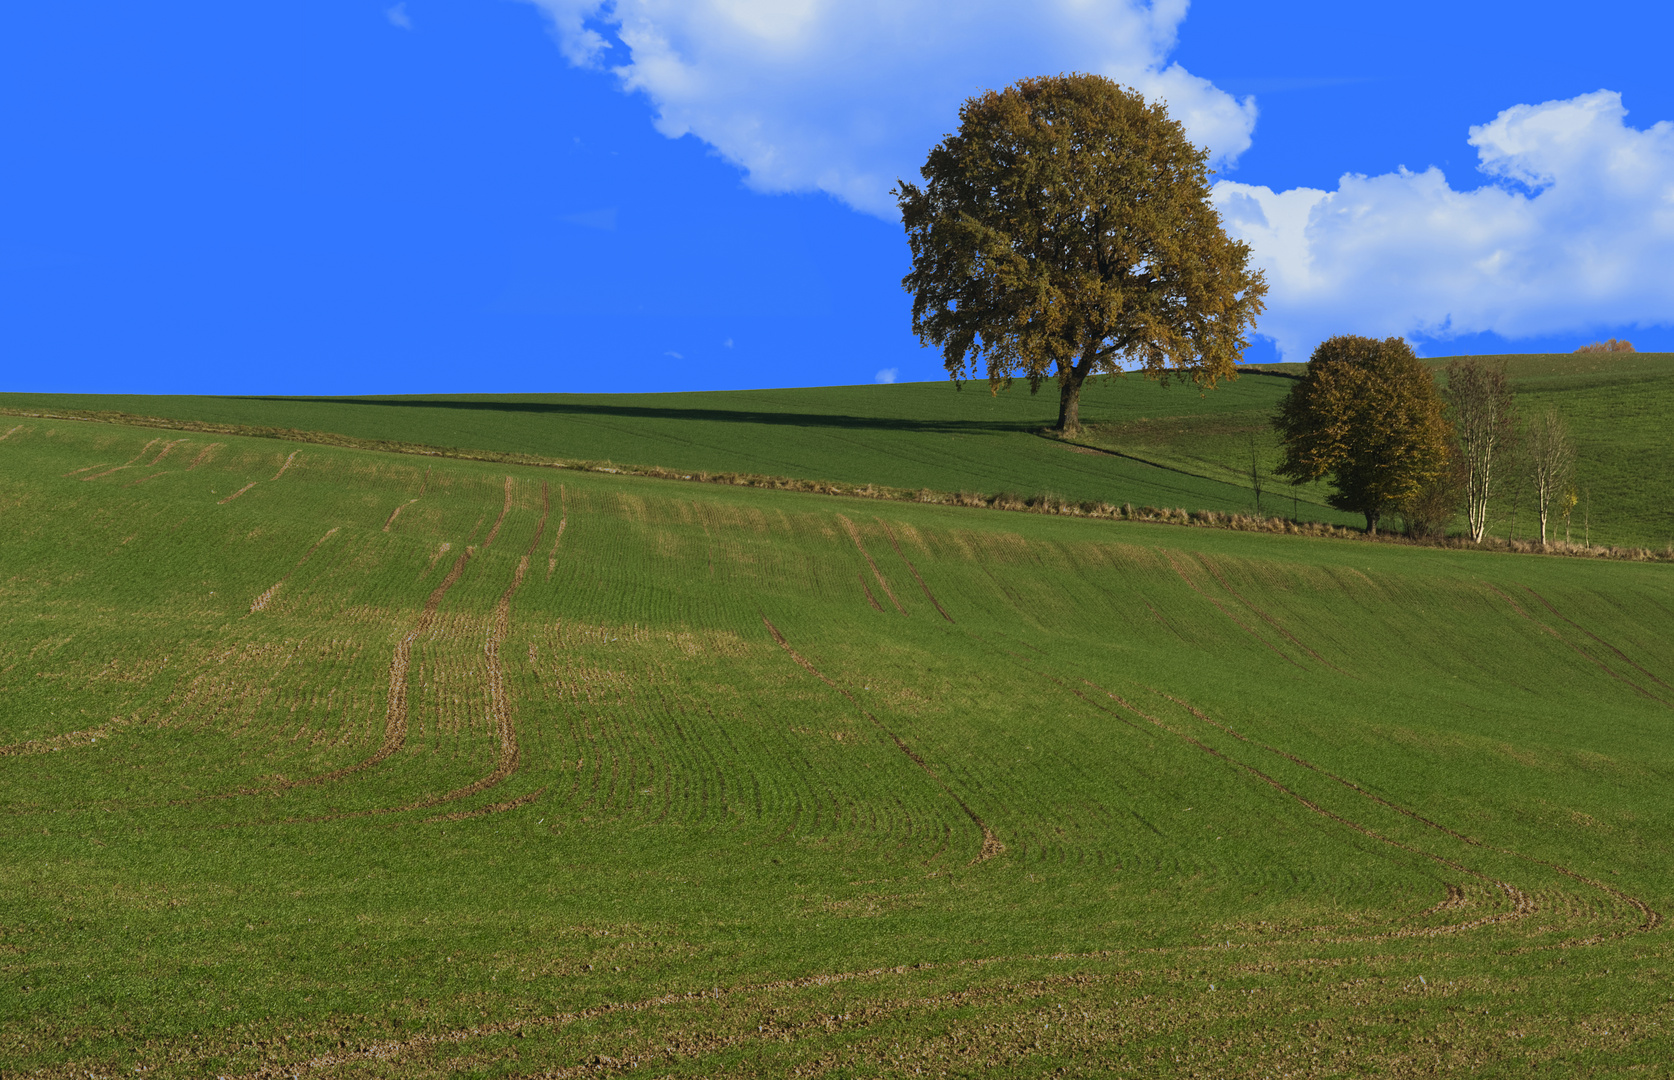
[6,351,1670,546]
[3,416,1673,1075]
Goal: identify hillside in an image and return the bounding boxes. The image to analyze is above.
[3,416,1673,1075]
[6,350,1671,547]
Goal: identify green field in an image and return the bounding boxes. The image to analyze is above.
[4,413,1674,1076]
[8,350,1671,548]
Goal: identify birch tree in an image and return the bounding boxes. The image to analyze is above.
[1444,359,1516,543]
[1524,408,1576,545]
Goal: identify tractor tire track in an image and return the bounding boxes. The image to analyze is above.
[0,716,133,758]
[1155,691,1661,938]
[299,478,541,818]
[761,615,1002,862]
[185,443,222,470]
[382,499,419,532]
[216,452,303,506]
[1193,554,1343,673]
[257,479,515,798]
[838,514,906,615]
[876,518,953,623]
[249,527,341,613]
[971,641,1538,940]
[271,450,300,480]
[78,438,161,482]
[547,483,568,578]
[859,572,883,611]
[1521,585,1674,694]
[1485,582,1671,708]
[1163,551,1301,669]
[1079,683,1537,938]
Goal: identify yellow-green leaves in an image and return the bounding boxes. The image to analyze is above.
[898,74,1267,434]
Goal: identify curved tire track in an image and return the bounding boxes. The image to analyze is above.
[761,615,1002,862]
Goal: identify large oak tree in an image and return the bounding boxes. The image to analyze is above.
[1273,335,1451,534]
[897,75,1267,435]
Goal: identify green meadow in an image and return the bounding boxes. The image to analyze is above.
[8,349,1671,547]
[3,406,1673,1076]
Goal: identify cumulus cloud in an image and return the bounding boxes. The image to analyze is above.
[385,3,413,30]
[874,367,899,384]
[1215,90,1674,359]
[524,0,1256,217]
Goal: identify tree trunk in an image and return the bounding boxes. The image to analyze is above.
[1364,510,1378,535]
[1055,348,1098,435]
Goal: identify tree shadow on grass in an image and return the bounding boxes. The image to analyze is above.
[233,396,1043,437]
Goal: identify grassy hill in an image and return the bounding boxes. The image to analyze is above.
[3,415,1673,1075]
[7,350,1671,547]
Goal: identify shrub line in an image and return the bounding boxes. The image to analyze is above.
[8,404,1669,564]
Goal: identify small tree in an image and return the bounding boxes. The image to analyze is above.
[1248,433,1266,514]
[898,74,1268,435]
[1272,335,1451,534]
[1524,409,1576,545]
[1444,359,1516,543]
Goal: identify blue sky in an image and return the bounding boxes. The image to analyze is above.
[3,1,1671,395]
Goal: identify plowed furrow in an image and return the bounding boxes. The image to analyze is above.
[761,615,1002,862]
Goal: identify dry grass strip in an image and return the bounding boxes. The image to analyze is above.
[0,424,26,440]
[761,615,1003,863]
[148,438,189,465]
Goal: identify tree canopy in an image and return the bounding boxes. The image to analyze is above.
[897,74,1267,435]
[1272,335,1451,534]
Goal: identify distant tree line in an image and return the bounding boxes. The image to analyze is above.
[1575,339,1635,353]
[1269,336,1581,544]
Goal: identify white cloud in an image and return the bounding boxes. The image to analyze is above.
[874,367,898,384]
[664,350,683,359]
[524,0,1256,217]
[385,3,413,30]
[1215,90,1674,359]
